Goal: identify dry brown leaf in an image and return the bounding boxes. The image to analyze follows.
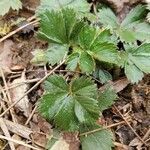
[0,40,14,76]
[16,145,31,150]
[129,137,142,147]
[10,72,30,117]
[100,78,130,93]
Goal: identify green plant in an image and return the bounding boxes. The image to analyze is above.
[33,1,150,149]
[147,3,150,23]
[98,5,150,43]
[0,0,22,16]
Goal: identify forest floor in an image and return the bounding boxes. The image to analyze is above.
[0,0,149,150]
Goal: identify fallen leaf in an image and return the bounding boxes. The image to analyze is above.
[129,137,141,147]
[100,77,130,93]
[46,130,80,150]
[0,40,14,76]
[10,72,30,117]
[16,145,31,150]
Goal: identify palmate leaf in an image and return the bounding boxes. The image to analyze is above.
[0,0,22,16]
[38,8,84,44]
[122,43,150,83]
[66,25,119,73]
[78,26,119,64]
[80,125,114,150]
[38,75,100,131]
[98,5,150,42]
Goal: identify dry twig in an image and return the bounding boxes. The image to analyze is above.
[0,60,65,117]
[113,105,148,146]
[0,135,40,150]
[0,118,15,150]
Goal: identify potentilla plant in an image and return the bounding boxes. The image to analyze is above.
[31,0,150,149]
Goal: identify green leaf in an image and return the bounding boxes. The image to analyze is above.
[98,5,149,43]
[133,22,150,43]
[66,53,79,71]
[37,0,90,16]
[91,43,119,64]
[92,29,113,44]
[38,8,83,44]
[80,127,114,150]
[130,44,150,73]
[98,86,117,112]
[77,25,119,65]
[0,0,22,16]
[46,44,68,65]
[78,26,96,50]
[71,76,97,98]
[121,44,150,83]
[147,12,150,23]
[98,69,112,84]
[38,75,100,131]
[116,28,136,43]
[38,10,67,44]
[98,7,118,30]
[31,49,47,65]
[125,62,144,83]
[79,52,95,73]
[121,5,147,27]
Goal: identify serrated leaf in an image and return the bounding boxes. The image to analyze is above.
[78,26,113,50]
[130,55,150,73]
[125,62,144,83]
[66,53,79,71]
[91,43,119,64]
[121,44,150,83]
[80,127,114,150]
[77,25,119,65]
[78,26,96,50]
[38,75,100,131]
[98,69,112,84]
[98,7,118,30]
[71,76,97,98]
[0,0,22,16]
[147,12,150,23]
[38,9,68,44]
[93,29,113,44]
[116,28,136,43]
[79,52,95,73]
[121,5,147,27]
[46,44,68,65]
[98,5,149,42]
[38,8,83,44]
[37,0,90,17]
[133,22,150,43]
[98,86,117,112]
[130,44,150,73]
